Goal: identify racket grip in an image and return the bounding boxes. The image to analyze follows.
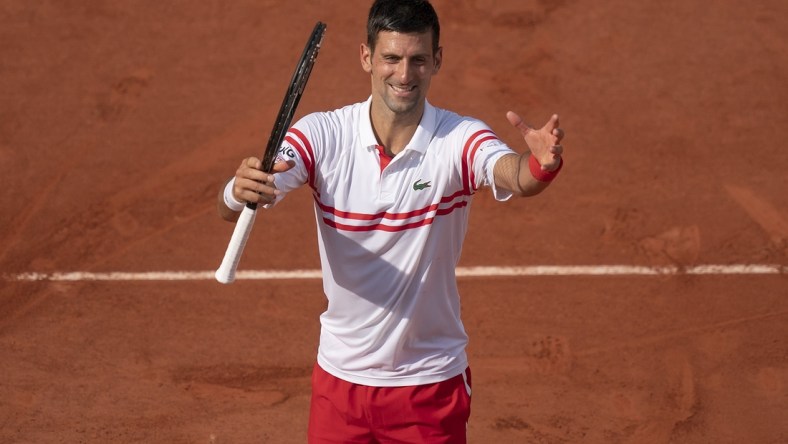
[215,205,258,284]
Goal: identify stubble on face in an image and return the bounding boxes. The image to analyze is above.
[361,31,441,123]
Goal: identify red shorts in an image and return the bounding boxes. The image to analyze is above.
[308,364,472,444]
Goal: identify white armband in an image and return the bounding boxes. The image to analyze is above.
[223,178,246,212]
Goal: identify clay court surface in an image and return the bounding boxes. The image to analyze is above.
[1,0,786,442]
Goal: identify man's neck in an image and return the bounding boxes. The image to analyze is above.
[370,101,424,156]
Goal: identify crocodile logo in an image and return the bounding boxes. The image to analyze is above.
[413,179,432,191]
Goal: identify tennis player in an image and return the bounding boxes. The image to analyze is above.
[218,0,565,442]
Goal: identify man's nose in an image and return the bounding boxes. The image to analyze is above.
[396,60,414,83]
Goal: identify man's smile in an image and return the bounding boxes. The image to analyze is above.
[389,83,417,95]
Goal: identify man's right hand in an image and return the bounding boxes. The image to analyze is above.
[233,157,296,205]
[218,157,295,222]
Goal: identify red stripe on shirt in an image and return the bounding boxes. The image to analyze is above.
[321,200,469,232]
[314,188,470,221]
[285,129,317,193]
[468,135,497,191]
[461,130,496,194]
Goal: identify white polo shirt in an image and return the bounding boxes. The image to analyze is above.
[272,98,515,386]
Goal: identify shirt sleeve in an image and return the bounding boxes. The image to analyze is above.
[264,115,318,207]
[462,120,517,201]
[478,140,516,201]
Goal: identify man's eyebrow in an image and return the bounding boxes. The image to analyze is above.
[379,50,431,59]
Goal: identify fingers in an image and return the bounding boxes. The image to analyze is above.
[552,127,564,143]
[242,156,262,170]
[271,159,296,173]
[233,157,281,205]
[506,112,565,172]
[506,111,532,135]
[234,177,280,205]
[547,113,559,130]
[543,114,564,140]
[508,111,564,141]
[506,111,523,127]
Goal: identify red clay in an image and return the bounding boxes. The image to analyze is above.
[1,1,786,442]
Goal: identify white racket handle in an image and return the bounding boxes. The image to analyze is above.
[215,205,258,284]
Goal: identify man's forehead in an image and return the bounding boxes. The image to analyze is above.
[374,30,435,53]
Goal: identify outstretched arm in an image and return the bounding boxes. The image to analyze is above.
[493,112,565,197]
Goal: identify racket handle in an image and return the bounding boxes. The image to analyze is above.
[215,205,258,284]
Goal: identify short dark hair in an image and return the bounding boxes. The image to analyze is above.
[367,0,440,53]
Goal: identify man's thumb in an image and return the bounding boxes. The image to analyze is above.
[271,159,296,173]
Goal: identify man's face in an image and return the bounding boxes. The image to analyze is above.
[360,30,442,119]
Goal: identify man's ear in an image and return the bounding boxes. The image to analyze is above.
[433,46,443,74]
[360,43,373,74]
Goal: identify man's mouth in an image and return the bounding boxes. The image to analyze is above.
[390,84,416,95]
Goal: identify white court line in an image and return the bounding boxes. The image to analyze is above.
[5,265,785,282]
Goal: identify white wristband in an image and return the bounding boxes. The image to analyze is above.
[223,178,246,212]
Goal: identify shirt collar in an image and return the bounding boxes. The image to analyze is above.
[360,97,437,154]
[359,97,378,149]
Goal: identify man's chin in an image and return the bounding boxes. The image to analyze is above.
[384,97,422,115]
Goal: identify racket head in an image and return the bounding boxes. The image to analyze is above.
[261,22,327,173]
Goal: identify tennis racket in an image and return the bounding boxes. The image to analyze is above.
[216,21,326,284]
